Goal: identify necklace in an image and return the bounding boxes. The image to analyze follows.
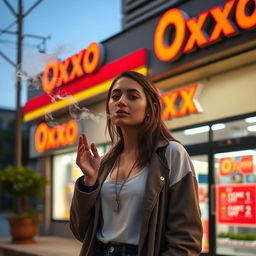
[114,156,137,214]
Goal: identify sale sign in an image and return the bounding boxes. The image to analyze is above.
[216,184,256,225]
[219,155,253,176]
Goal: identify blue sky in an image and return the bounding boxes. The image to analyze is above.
[0,0,121,110]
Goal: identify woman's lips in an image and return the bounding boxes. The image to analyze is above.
[116,110,129,116]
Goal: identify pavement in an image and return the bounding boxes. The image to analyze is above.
[0,236,82,256]
[0,211,82,256]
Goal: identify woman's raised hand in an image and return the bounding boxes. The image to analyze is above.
[76,133,100,186]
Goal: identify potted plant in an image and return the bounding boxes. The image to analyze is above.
[0,165,47,244]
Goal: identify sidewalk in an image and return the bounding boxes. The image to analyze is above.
[0,236,81,256]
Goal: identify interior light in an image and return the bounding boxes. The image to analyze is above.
[247,125,256,132]
[245,116,256,123]
[184,126,209,135]
[191,160,203,164]
[215,150,256,159]
[63,155,72,164]
[211,123,226,131]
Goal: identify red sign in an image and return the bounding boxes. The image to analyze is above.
[198,185,207,203]
[161,83,202,120]
[154,0,256,62]
[216,184,256,225]
[220,155,253,176]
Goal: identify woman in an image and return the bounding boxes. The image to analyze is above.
[70,71,203,256]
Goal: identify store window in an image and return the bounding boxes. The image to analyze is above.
[172,126,209,146]
[191,155,209,253]
[52,144,108,220]
[213,116,256,141]
[215,150,256,256]
[172,115,256,146]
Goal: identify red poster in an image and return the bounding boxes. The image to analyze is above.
[202,219,209,253]
[219,155,253,176]
[216,184,256,226]
[198,186,207,203]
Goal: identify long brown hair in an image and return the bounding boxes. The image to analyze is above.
[101,71,176,167]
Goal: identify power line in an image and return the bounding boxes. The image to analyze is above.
[0,21,17,37]
[0,39,40,48]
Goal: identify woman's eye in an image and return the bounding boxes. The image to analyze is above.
[128,95,138,100]
[111,95,120,100]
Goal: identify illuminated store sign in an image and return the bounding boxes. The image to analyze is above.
[35,120,78,152]
[154,0,256,62]
[220,155,254,176]
[42,42,104,93]
[161,83,202,120]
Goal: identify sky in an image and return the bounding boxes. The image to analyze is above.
[0,0,121,110]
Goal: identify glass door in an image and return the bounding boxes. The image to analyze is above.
[191,155,209,254]
[52,144,108,220]
[214,149,256,256]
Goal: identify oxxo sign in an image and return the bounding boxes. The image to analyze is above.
[154,0,256,62]
[161,83,202,120]
[35,120,78,152]
[42,42,104,93]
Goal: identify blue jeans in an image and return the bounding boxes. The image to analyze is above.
[93,240,138,256]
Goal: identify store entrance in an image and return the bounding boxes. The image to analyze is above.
[173,113,256,255]
[190,153,209,254]
[186,137,256,256]
[214,148,256,256]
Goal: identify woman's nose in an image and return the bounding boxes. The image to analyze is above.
[117,95,126,106]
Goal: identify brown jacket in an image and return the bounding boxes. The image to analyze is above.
[70,139,203,256]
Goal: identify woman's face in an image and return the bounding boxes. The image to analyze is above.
[108,77,148,128]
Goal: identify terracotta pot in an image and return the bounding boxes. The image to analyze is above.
[8,218,38,244]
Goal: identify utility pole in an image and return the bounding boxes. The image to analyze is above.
[16,0,23,167]
[0,0,49,167]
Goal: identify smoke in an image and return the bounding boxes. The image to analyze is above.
[12,45,69,90]
[46,89,109,125]
[69,103,109,122]
[45,111,60,128]
[23,45,67,77]
[16,45,110,124]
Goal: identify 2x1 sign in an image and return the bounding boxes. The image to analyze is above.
[216,184,256,225]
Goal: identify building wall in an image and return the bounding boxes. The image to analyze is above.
[157,52,256,130]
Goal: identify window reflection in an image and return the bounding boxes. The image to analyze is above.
[52,144,108,220]
[213,117,256,141]
[172,115,256,146]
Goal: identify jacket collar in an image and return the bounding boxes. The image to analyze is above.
[138,138,170,247]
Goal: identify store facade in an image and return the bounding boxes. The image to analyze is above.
[24,0,256,255]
